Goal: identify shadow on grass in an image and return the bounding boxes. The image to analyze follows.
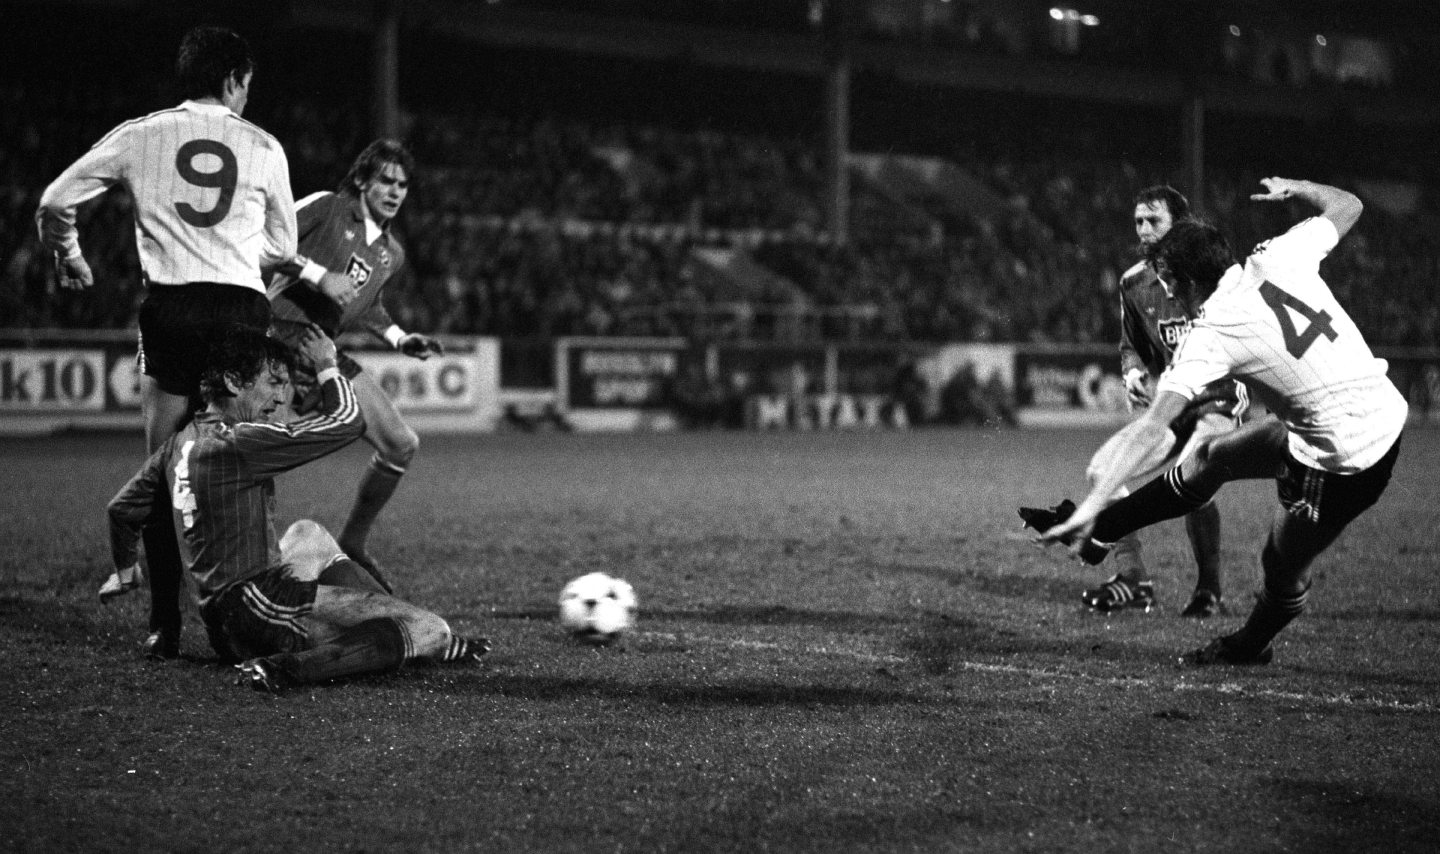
[409,670,927,708]
[1318,606,1440,624]
[896,610,1153,674]
[1272,776,1440,851]
[494,604,910,629]
[884,561,1081,605]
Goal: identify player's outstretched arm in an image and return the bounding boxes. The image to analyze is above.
[1040,391,1189,557]
[1250,177,1363,241]
[104,451,166,600]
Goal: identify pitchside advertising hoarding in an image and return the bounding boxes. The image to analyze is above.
[555,337,688,431]
[0,333,501,435]
[1013,344,1133,427]
[3,333,1437,434]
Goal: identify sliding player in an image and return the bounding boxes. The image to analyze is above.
[105,324,487,691]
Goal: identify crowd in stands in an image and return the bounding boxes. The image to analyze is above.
[3,39,1438,353]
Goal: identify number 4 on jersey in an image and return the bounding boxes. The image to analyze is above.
[1259,280,1338,359]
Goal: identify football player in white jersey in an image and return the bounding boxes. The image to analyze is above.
[36,27,352,659]
[1030,178,1406,665]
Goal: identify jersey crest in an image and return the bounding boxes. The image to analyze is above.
[345,255,373,286]
[1158,317,1191,351]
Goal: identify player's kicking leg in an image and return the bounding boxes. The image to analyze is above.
[338,369,419,593]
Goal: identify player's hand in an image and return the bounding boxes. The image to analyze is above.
[1124,369,1153,410]
[397,333,443,360]
[1250,177,1301,203]
[55,252,94,291]
[1037,497,1101,558]
[316,270,359,307]
[295,323,338,372]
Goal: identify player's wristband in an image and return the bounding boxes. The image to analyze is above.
[298,258,328,286]
[316,366,342,384]
[383,326,406,348]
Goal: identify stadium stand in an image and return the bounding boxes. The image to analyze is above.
[2,2,1437,351]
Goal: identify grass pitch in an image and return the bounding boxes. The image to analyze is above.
[3,427,1439,852]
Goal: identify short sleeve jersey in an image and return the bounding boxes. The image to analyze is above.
[37,101,297,291]
[1158,217,1407,472]
[267,192,405,339]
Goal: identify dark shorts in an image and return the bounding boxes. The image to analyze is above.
[137,283,271,397]
[1277,435,1402,533]
[201,567,318,662]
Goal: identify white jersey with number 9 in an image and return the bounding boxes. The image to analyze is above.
[1158,216,1407,473]
[36,100,296,292]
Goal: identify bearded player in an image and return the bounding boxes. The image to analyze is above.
[1067,186,1246,617]
[267,139,443,592]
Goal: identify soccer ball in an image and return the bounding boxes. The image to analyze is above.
[558,572,637,644]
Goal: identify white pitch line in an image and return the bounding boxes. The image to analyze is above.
[638,630,1440,714]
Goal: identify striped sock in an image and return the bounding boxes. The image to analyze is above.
[1093,466,1216,544]
[439,634,491,663]
[1231,586,1309,653]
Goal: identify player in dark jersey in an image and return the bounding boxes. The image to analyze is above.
[1074,186,1245,617]
[266,139,441,592]
[105,324,487,691]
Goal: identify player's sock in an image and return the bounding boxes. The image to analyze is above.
[1093,466,1216,544]
[317,556,390,594]
[1228,584,1309,654]
[340,456,405,561]
[268,618,408,685]
[1186,500,1223,597]
[435,634,491,664]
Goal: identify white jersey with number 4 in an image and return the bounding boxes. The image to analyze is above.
[1158,216,1407,473]
[36,100,296,292]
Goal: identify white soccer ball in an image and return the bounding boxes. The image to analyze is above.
[558,572,637,644]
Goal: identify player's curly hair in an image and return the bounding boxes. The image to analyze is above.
[340,139,415,195]
[1134,185,1191,220]
[1148,220,1236,309]
[199,325,295,403]
[176,26,255,102]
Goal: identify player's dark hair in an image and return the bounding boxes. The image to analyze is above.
[1149,220,1235,308]
[199,325,295,403]
[1135,185,1191,220]
[340,139,415,196]
[176,26,255,101]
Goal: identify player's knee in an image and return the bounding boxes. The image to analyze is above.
[402,611,452,659]
[280,519,340,554]
[377,425,419,469]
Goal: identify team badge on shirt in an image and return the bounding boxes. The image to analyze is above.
[345,255,373,286]
[1158,317,1191,351]
[378,247,390,267]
